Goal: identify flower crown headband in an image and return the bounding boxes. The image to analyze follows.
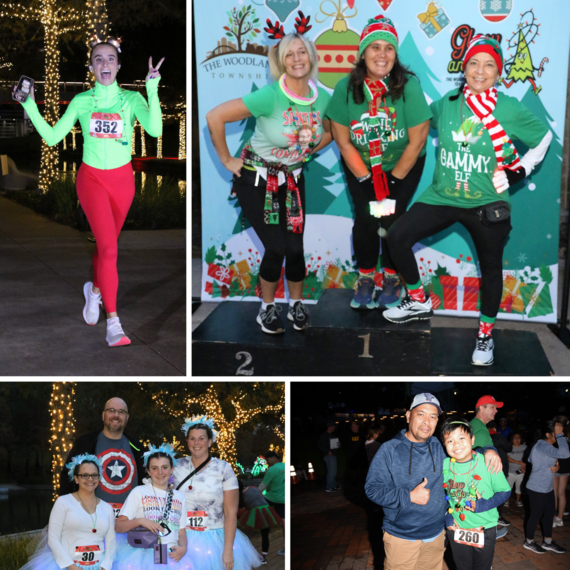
[142,442,178,468]
[181,415,219,442]
[264,10,312,44]
[66,453,103,482]
[88,34,122,53]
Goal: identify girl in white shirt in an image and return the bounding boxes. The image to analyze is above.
[19,454,116,570]
[113,443,188,569]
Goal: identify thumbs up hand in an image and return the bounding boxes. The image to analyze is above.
[410,478,430,505]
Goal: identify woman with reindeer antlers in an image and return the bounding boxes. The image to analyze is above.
[207,11,332,335]
[14,37,164,348]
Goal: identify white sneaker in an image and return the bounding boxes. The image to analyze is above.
[553,517,564,527]
[472,335,494,366]
[106,317,131,347]
[382,294,433,324]
[83,282,102,325]
[504,500,509,507]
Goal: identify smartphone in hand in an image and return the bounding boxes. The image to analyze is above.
[12,75,34,103]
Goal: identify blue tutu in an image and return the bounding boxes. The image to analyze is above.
[182,528,264,570]
[112,532,190,570]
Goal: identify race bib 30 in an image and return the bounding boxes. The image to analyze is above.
[74,545,103,566]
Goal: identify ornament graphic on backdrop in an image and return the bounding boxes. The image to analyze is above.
[377,0,394,10]
[314,0,360,89]
[203,5,267,60]
[479,0,513,23]
[500,9,548,95]
[265,0,300,22]
[417,2,451,39]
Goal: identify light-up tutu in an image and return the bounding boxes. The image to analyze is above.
[182,528,264,570]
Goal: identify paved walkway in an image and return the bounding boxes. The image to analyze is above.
[292,480,570,570]
[0,196,186,375]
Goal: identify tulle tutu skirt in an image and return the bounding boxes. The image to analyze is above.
[238,505,283,530]
[182,528,264,570]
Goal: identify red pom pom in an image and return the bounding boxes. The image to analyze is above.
[188,485,193,490]
[460,514,465,521]
[474,475,481,480]
[92,528,97,533]
[442,484,448,488]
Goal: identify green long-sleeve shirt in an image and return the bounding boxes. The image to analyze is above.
[21,78,162,170]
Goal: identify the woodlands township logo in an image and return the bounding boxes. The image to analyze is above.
[201,4,269,79]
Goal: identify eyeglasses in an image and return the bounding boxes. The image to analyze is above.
[104,408,128,416]
[77,474,100,480]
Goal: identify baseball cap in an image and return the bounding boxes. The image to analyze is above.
[475,395,504,408]
[410,393,442,415]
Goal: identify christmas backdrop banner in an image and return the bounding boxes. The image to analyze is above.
[195,0,570,323]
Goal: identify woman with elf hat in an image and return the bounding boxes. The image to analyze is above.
[172,415,264,570]
[207,11,332,335]
[383,34,552,366]
[113,443,188,568]
[14,37,164,348]
[326,14,431,310]
[19,454,116,570]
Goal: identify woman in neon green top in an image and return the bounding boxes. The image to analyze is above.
[17,38,164,347]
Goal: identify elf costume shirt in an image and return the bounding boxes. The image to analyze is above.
[326,75,431,171]
[443,454,511,530]
[242,82,330,168]
[419,89,549,209]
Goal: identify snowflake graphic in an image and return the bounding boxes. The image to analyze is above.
[518,253,528,263]
[506,0,512,8]
[480,0,486,9]
[490,0,502,11]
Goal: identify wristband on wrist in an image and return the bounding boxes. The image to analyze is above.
[357,173,372,183]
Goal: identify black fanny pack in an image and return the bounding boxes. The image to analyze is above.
[479,201,511,226]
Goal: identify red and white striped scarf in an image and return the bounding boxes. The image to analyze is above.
[463,85,521,171]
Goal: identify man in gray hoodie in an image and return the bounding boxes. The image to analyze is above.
[365,393,502,570]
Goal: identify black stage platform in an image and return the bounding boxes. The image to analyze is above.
[192,289,553,376]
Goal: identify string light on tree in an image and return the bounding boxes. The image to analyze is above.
[85,0,110,83]
[131,119,137,155]
[49,382,76,500]
[177,100,186,160]
[0,0,83,192]
[140,124,146,157]
[157,135,163,159]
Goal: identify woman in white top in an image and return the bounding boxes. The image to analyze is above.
[19,454,116,570]
[113,443,187,568]
[506,432,527,507]
[173,415,263,570]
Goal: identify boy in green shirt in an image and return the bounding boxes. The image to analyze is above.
[441,416,510,570]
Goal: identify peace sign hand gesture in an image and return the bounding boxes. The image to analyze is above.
[146,56,165,81]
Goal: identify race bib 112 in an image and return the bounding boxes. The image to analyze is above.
[187,510,208,531]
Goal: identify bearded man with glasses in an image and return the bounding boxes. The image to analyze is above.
[58,397,145,518]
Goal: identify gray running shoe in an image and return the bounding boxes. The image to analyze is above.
[383,294,433,323]
[257,304,285,334]
[472,335,494,366]
[106,318,131,347]
[287,301,309,331]
[523,540,545,553]
[83,281,102,325]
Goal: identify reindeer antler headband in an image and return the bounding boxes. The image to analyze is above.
[89,34,123,53]
[264,10,312,44]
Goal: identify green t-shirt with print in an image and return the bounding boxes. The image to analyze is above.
[261,462,285,504]
[242,81,331,167]
[325,75,432,171]
[418,89,549,208]
[443,454,511,530]
[470,418,494,450]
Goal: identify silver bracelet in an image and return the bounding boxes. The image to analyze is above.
[357,173,372,183]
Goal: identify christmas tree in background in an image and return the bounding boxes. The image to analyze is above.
[505,31,535,84]
[303,157,338,215]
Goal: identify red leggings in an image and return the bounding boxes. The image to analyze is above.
[76,162,135,314]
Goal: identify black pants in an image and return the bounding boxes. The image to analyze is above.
[234,168,306,283]
[526,488,555,540]
[343,155,425,272]
[387,202,511,318]
[446,527,496,570]
[261,527,270,553]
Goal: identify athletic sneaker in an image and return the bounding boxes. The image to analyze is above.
[497,517,510,526]
[287,301,309,331]
[542,541,566,554]
[260,555,267,565]
[564,511,569,516]
[496,527,507,539]
[553,516,564,527]
[256,304,285,334]
[504,500,509,507]
[82,281,102,325]
[350,276,377,309]
[523,540,545,554]
[377,273,404,309]
[325,487,338,493]
[472,335,494,366]
[382,294,433,324]
[106,317,131,347]
[516,501,523,507]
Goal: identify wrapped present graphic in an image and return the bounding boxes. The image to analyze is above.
[524,282,554,319]
[428,278,443,311]
[499,275,526,313]
[323,265,348,289]
[229,259,252,289]
[207,262,233,286]
[212,281,230,299]
[462,277,481,312]
[205,281,213,295]
[440,275,458,310]
[417,2,450,39]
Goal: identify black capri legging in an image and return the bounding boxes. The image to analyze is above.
[525,488,555,540]
[234,168,306,283]
[387,202,511,319]
[342,155,426,272]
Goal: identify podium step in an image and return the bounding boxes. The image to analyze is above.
[430,328,553,376]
